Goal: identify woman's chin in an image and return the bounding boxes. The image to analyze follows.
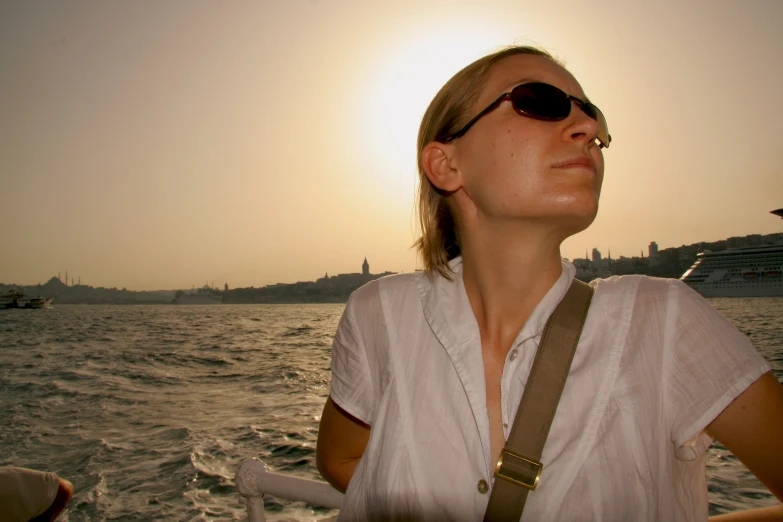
[546,192,599,220]
[548,201,599,236]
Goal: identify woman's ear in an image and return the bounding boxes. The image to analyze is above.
[421,142,462,193]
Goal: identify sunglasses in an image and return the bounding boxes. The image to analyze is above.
[442,82,611,148]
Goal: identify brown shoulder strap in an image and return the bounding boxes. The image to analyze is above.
[483,279,594,522]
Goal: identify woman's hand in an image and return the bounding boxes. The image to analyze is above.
[316,396,371,493]
[706,372,783,521]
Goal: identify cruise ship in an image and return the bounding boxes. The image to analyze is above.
[680,245,783,297]
[680,209,783,297]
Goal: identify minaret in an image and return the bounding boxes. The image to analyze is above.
[65,270,68,287]
[362,257,369,276]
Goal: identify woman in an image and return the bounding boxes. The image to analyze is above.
[316,46,783,521]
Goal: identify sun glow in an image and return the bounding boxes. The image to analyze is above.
[351,19,523,209]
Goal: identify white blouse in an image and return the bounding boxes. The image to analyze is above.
[329,257,770,521]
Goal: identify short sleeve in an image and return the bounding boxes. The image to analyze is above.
[662,280,771,460]
[329,291,375,425]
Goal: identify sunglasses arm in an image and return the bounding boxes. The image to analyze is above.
[443,93,512,142]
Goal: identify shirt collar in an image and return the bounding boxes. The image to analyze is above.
[416,256,577,351]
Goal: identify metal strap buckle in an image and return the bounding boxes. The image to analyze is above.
[494,450,543,491]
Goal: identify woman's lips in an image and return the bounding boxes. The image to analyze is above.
[551,156,597,172]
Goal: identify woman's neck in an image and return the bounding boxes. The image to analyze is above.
[459,221,565,357]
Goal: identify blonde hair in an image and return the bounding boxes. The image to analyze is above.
[414,45,559,278]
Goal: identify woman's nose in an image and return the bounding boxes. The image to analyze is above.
[563,102,601,146]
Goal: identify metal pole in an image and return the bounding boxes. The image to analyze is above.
[235,458,344,521]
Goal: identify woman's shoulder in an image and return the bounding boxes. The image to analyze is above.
[349,272,419,305]
[588,274,706,320]
[589,274,728,338]
[342,273,421,339]
[590,274,691,298]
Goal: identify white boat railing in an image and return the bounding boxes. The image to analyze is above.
[235,457,343,522]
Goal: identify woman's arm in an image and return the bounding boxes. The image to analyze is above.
[706,371,783,521]
[316,396,371,493]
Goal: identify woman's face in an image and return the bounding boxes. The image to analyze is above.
[451,54,605,234]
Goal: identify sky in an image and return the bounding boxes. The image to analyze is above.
[1,0,782,290]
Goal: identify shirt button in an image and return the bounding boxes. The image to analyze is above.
[509,348,518,361]
[503,423,508,429]
[477,479,489,494]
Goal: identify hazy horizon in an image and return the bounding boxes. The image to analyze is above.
[4,223,783,291]
[2,1,782,291]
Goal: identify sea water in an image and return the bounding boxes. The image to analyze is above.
[1,298,781,521]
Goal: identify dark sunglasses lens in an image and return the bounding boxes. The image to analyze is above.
[511,83,570,120]
[511,83,611,147]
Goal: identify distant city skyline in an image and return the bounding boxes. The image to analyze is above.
[14,209,781,290]
[2,1,782,290]
[8,227,782,291]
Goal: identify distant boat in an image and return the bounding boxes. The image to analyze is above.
[25,296,54,309]
[0,290,54,309]
[174,286,223,305]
